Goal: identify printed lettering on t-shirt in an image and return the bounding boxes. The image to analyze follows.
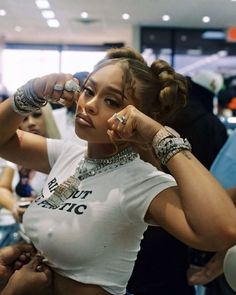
[36,177,93,216]
[48,177,58,192]
[36,198,88,215]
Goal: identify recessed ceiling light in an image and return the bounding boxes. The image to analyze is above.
[162,15,170,21]
[35,0,50,9]
[14,26,22,32]
[41,10,55,19]
[47,19,60,28]
[122,13,130,20]
[81,12,88,19]
[202,16,211,23]
[0,9,6,16]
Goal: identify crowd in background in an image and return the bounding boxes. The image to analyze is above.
[0,62,236,295]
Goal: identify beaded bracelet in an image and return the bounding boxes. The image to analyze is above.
[152,136,192,165]
[11,80,47,116]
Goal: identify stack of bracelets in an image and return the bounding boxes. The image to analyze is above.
[152,128,192,166]
[11,79,47,116]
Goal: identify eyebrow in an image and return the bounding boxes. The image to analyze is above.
[87,77,128,100]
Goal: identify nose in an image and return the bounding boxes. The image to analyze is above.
[26,115,37,128]
[27,115,37,127]
[84,97,98,115]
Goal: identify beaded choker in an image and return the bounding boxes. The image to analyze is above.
[46,147,138,208]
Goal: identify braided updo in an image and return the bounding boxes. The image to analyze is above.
[97,47,188,125]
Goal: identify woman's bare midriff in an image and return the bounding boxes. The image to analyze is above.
[52,271,112,295]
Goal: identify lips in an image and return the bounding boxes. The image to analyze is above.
[28,128,41,135]
[76,112,94,128]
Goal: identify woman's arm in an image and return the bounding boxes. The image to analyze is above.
[0,187,25,223]
[226,187,236,205]
[0,73,75,173]
[108,105,236,251]
[148,156,236,251]
[0,166,14,190]
[0,98,49,173]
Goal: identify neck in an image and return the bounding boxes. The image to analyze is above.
[87,142,130,159]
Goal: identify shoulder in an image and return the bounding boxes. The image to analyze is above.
[126,157,174,180]
[46,138,86,167]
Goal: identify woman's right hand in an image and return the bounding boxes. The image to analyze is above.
[31,73,81,107]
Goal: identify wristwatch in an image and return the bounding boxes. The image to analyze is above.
[152,126,180,147]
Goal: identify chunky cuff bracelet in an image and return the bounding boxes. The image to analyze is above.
[152,136,192,166]
[11,80,47,116]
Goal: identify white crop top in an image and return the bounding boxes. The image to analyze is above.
[23,139,176,295]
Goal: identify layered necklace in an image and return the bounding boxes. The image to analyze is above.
[46,147,138,208]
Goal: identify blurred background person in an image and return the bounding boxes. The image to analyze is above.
[187,108,236,294]
[127,69,228,295]
[0,104,60,248]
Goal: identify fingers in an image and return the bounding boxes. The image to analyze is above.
[187,265,216,285]
[8,243,35,261]
[107,110,135,142]
[29,256,52,285]
[32,73,81,106]
[16,243,35,255]
[13,244,35,270]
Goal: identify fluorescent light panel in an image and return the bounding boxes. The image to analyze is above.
[41,10,55,19]
[47,19,60,28]
[35,0,50,9]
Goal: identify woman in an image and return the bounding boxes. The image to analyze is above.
[0,104,60,246]
[0,47,236,295]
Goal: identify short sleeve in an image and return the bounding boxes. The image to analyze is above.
[5,161,16,169]
[46,138,86,169]
[47,138,66,168]
[120,162,177,224]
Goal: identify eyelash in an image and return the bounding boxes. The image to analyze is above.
[82,86,122,108]
[104,98,121,108]
[22,113,42,122]
[83,87,94,97]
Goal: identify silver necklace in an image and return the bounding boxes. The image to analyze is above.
[46,147,138,208]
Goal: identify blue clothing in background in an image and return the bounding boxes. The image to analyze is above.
[211,130,236,188]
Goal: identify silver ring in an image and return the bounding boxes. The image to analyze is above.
[114,113,127,125]
[64,80,81,92]
[35,264,43,272]
[53,84,64,91]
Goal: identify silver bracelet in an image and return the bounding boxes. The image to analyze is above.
[152,136,192,165]
[11,81,47,116]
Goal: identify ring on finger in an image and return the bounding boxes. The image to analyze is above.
[35,264,44,272]
[53,84,64,91]
[64,80,81,92]
[114,113,127,125]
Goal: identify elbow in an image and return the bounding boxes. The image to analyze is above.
[223,226,236,249]
[195,225,236,252]
[211,226,236,251]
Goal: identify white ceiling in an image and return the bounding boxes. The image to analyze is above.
[0,0,236,46]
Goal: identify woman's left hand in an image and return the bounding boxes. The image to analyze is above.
[107,105,162,146]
